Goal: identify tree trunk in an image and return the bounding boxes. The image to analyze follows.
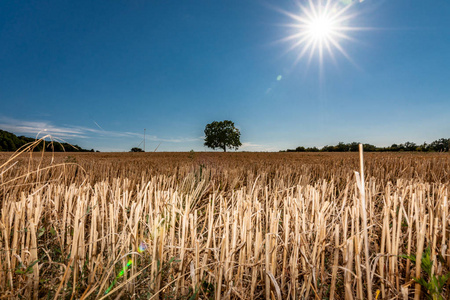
[223,145,226,152]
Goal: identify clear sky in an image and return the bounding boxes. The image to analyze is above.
[1,0,449,152]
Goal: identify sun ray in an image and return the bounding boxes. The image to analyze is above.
[294,38,315,65]
[323,39,337,65]
[327,35,362,70]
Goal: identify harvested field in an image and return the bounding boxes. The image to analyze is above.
[0,150,449,299]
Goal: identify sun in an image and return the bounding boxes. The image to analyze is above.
[308,16,334,40]
[279,0,359,67]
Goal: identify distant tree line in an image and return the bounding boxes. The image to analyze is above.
[0,130,96,152]
[282,138,450,153]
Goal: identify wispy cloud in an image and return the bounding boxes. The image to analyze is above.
[145,135,201,143]
[0,117,88,139]
[0,117,201,144]
[241,142,262,148]
[240,142,277,152]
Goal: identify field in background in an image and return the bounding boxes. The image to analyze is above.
[0,151,449,299]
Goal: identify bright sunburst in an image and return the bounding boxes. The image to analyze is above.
[308,16,334,40]
[280,0,361,67]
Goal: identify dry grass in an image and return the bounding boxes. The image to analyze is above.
[0,149,449,299]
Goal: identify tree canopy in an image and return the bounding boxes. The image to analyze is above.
[283,138,450,152]
[130,147,144,152]
[204,120,242,152]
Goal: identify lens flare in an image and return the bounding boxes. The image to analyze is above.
[105,259,134,295]
[104,241,151,295]
[138,241,148,253]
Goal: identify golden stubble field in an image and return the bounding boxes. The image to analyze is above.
[0,150,449,299]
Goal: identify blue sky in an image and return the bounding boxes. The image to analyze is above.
[1,0,449,151]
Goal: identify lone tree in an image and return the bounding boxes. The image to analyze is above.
[130,147,144,152]
[204,120,242,152]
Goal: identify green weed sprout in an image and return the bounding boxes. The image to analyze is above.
[401,247,450,300]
